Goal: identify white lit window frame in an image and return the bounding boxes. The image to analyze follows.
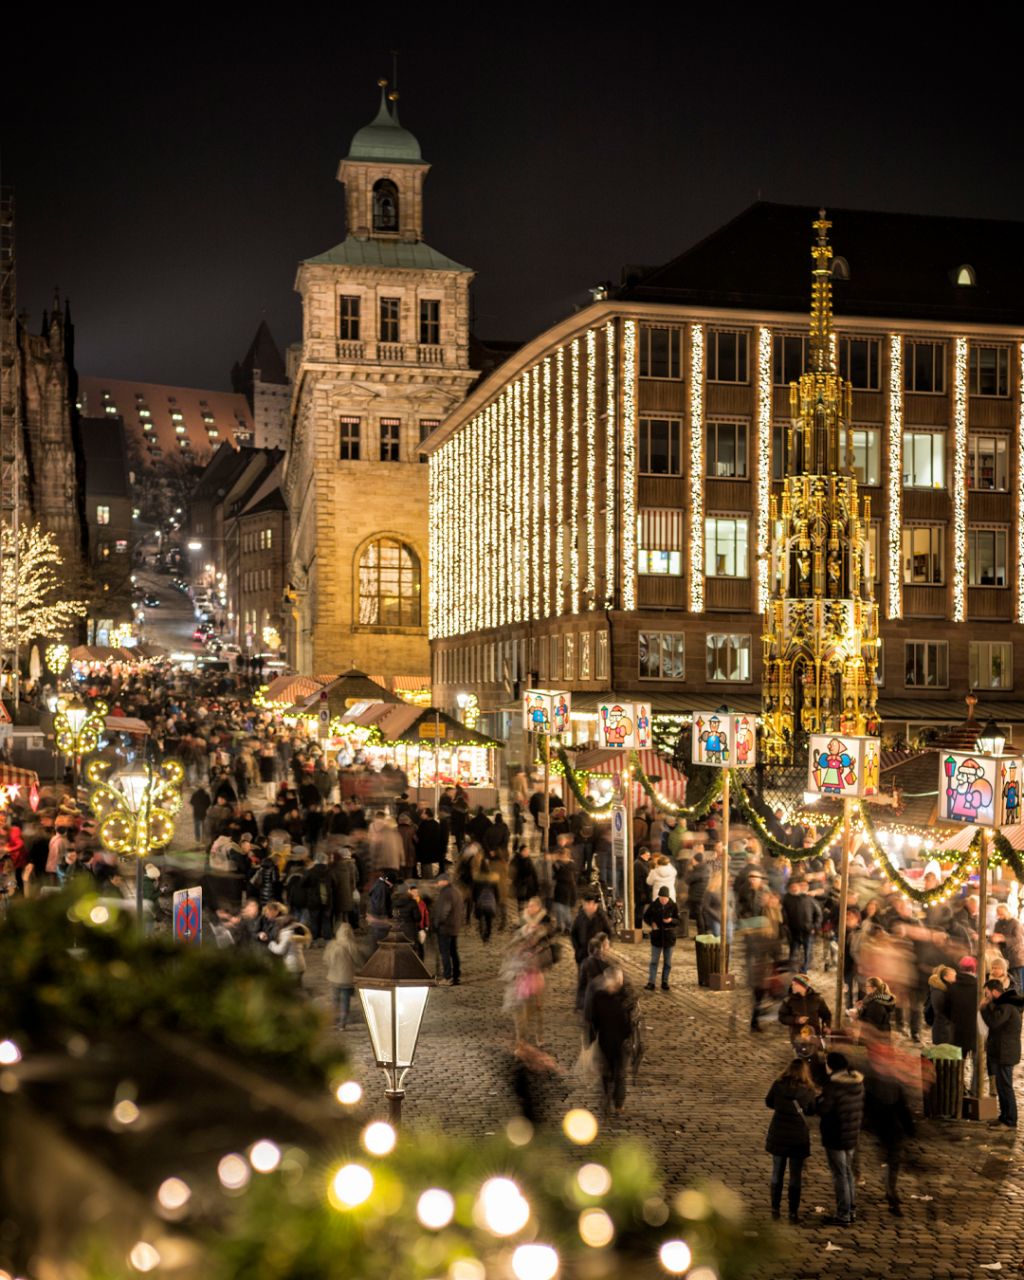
[901,524,944,586]
[902,430,946,490]
[706,633,752,683]
[904,640,948,689]
[705,419,749,479]
[839,426,881,487]
[967,526,1009,588]
[967,433,1009,491]
[704,515,750,579]
[969,640,1013,690]
[638,631,685,680]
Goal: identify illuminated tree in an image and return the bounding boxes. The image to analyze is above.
[0,523,87,651]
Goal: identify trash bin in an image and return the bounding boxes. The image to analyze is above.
[695,934,728,987]
[922,1044,964,1119]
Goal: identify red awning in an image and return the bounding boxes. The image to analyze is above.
[0,764,39,787]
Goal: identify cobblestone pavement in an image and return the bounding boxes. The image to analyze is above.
[304,924,1024,1280]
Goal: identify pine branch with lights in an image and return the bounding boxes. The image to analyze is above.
[0,522,87,650]
[730,773,843,861]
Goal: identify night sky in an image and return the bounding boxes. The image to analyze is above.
[4,17,1019,390]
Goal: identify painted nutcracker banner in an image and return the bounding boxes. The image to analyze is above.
[691,712,757,768]
[806,733,880,799]
[522,689,572,735]
[939,751,1023,827]
[634,701,653,750]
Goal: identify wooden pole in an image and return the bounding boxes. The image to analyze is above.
[719,769,730,980]
[542,732,550,854]
[975,827,989,1101]
[624,758,635,939]
[834,796,853,1031]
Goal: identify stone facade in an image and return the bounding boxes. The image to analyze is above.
[284,92,476,677]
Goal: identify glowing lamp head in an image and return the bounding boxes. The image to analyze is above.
[976,718,1006,758]
[118,767,151,815]
[63,697,90,737]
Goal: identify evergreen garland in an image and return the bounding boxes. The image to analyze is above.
[730,772,842,861]
[857,801,975,905]
[631,754,722,820]
[553,743,615,816]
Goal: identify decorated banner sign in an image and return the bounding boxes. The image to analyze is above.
[598,701,636,749]
[806,733,880,799]
[634,702,653,750]
[523,689,572,735]
[691,711,757,768]
[939,751,1023,827]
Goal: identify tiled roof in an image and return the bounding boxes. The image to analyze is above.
[303,236,471,273]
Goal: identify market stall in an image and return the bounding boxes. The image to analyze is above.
[560,746,689,812]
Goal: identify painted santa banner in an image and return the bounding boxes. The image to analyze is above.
[939,751,1022,828]
[523,689,572,735]
[596,701,652,750]
[691,712,757,768]
[806,733,881,800]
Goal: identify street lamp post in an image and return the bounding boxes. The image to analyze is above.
[354,925,435,1126]
[118,765,154,930]
[63,698,89,795]
[54,695,107,799]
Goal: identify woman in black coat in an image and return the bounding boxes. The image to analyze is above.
[856,977,897,1038]
[765,1058,818,1221]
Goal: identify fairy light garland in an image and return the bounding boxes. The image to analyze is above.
[586,328,597,609]
[604,320,616,608]
[886,334,903,619]
[688,324,705,612]
[512,379,523,623]
[427,445,437,638]
[488,403,497,630]
[501,388,512,626]
[755,326,772,611]
[622,321,637,611]
[556,347,566,615]
[1017,343,1024,623]
[543,358,553,618]
[570,338,581,614]
[951,336,968,623]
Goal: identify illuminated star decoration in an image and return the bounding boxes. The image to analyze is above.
[53,698,109,756]
[45,643,70,676]
[86,758,184,857]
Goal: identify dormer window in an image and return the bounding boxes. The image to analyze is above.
[372,179,399,233]
[956,264,976,286]
[831,256,850,281]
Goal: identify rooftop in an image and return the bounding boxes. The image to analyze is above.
[303,236,471,273]
[345,89,422,165]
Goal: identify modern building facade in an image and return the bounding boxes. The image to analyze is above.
[427,203,1024,748]
[283,87,476,681]
[79,416,134,644]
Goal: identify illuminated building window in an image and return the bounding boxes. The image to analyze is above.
[771,424,787,479]
[357,538,420,627]
[638,508,683,576]
[838,427,880,486]
[379,419,401,462]
[143,421,153,432]
[968,527,1008,587]
[902,525,944,584]
[706,330,749,383]
[956,264,976,287]
[831,256,850,281]
[114,539,128,554]
[638,417,682,475]
[905,640,948,688]
[96,505,110,525]
[970,641,1013,689]
[704,516,749,578]
[638,326,683,379]
[379,297,401,343]
[171,411,183,421]
[903,431,945,488]
[867,521,881,584]
[419,299,440,345]
[969,345,1010,397]
[595,630,609,680]
[337,296,360,340]
[208,429,219,439]
[104,404,118,415]
[138,408,151,418]
[904,341,946,394]
[579,630,591,680]
[772,335,806,385]
[98,541,110,559]
[418,418,439,463]
[706,633,751,682]
[564,634,576,681]
[873,639,885,686]
[706,421,748,478]
[175,424,186,436]
[967,434,1008,490]
[639,631,685,680]
[339,417,361,460]
[549,634,562,681]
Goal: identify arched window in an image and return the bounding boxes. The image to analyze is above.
[956,264,976,286]
[372,179,399,233]
[358,538,420,627]
[831,256,850,281]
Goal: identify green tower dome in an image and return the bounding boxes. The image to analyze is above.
[346,87,422,164]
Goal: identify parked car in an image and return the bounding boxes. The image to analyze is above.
[143,594,161,607]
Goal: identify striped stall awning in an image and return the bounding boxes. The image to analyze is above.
[0,764,39,787]
[264,674,327,705]
[566,747,688,808]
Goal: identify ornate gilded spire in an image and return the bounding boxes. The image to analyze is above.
[808,209,834,374]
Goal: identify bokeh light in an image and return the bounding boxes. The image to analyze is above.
[576,1162,612,1196]
[156,1177,191,1213]
[511,1243,560,1280]
[361,1121,396,1156]
[217,1154,251,1191]
[417,1188,455,1230]
[578,1207,615,1247]
[506,1116,534,1146]
[562,1108,598,1144]
[449,1261,486,1280]
[335,1080,363,1106]
[659,1239,693,1274]
[128,1241,161,1272]
[0,1041,21,1067]
[112,1100,140,1126]
[477,1176,531,1236]
[330,1163,374,1209]
[249,1140,282,1173]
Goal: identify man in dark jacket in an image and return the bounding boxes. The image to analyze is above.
[991,904,1024,993]
[189,785,211,843]
[303,853,335,942]
[817,1051,865,1226]
[431,871,462,985]
[778,975,832,1038]
[948,956,980,1090]
[583,965,635,1116]
[415,809,446,877]
[685,853,710,933]
[643,886,680,991]
[633,848,652,930]
[366,869,398,947]
[571,894,613,965]
[782,879,822,973]
[981,977,1024,1128]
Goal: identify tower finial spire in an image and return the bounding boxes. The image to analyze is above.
[809,208,834,373]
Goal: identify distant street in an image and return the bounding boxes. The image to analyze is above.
[133,568,203,655]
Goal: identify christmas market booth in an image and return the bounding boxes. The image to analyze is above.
[343,702,503,808]
[557,746,689,813]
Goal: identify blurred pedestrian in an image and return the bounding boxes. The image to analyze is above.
[764,1057,818,1222]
